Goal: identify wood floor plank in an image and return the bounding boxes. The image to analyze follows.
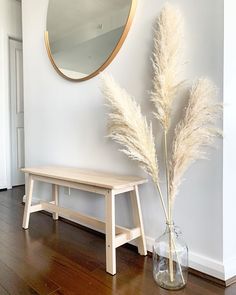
[0,259,39,295]
[0,242,60,294]
[0,227,101,280]
[0,284,9,295]
[0,186,235,295]
[49,289,74,295]
[0,230,112,295]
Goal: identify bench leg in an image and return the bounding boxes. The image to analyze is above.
[105,190,116,275]
[130,185,147,256]
[22,174,34,229]
[52,184,59,220]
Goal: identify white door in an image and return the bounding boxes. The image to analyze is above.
[9,39,25,186]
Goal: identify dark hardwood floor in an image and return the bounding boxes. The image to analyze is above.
[0,187,235,295]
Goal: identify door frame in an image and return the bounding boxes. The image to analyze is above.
[6,36,24,189]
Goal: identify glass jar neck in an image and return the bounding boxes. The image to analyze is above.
[165,223,183,237]
[165,222,174,233]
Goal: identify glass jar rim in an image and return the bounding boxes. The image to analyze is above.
[166,221,174,226]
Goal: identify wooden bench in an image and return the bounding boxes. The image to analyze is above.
[21,166,148,275]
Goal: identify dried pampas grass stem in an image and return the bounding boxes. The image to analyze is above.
[151,3,185,281]
[169,79,222,202]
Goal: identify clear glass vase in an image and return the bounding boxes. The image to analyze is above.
[153,223,188,290]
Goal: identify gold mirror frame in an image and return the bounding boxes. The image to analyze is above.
[45,0,137,82]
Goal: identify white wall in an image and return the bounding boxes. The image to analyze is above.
[0,0,22,189]
[223,0,236,280]
[22,0,225,279]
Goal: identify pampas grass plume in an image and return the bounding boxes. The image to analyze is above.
[101,73,160,184]
[169,78,222,201]
[151,3,184,130]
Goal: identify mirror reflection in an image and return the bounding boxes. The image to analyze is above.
[46,0,133,81]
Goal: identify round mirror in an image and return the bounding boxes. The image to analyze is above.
[45,0,137,82]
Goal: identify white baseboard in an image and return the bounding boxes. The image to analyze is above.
[224,257,236,281]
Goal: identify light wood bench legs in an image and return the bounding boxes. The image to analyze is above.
[105,186,147,275]
[22,175,34,229]
[22,175,147,275]
[52,184,59,220]
[105,190,116,275]
[130,185,147,256]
